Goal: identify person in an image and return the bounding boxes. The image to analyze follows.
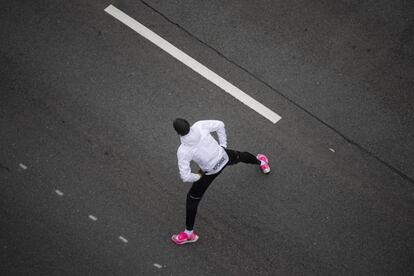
[171,118,270,245]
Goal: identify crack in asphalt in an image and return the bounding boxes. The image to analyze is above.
[139,0,413,185]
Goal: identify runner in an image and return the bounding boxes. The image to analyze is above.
[171,118,270,245]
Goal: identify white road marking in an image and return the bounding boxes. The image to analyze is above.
[89,215,98,221]
[104,5,282,124]
[329,148,335,153]
[19,163,28,170]
[153,263,163,269]
[55,190,64,196]
[119,236,128,243]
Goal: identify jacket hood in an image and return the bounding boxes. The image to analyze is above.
[180,127,201,146]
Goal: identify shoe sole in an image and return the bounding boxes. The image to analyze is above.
[257,154,270,174]
[171,235,199,245]
[257,154,269,163]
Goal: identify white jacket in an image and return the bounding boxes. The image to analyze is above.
[177,120,229,182]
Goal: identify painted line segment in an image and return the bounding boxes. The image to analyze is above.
[119,236,128,243]
[104,5,282,124]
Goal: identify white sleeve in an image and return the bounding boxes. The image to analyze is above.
[177,149,201,183]
[197,120,227,148]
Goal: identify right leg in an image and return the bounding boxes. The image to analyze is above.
[225,149,260,165]
[225,149,270,173]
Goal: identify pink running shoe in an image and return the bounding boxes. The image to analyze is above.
[257,154,270,174]
[171,231,199,245]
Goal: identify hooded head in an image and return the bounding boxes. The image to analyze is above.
[173,118,190,136]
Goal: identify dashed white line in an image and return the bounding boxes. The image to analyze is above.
[89,215,98,221]
[153,263,163,269]
[55,190,64,196]
[119,236,128,243]
[329,148,336,153]
[19,163,28,170]
[104,5,282,124]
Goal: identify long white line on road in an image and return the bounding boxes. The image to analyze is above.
[104,5,282,124]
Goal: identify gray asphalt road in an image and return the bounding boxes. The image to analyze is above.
[1,0,413,275]
[144,0,414,181]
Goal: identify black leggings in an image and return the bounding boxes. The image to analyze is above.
[186,149,260,230]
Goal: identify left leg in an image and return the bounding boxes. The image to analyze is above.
[172,173,220,245]
[185,174,218,231]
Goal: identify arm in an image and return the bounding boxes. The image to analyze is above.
[177,149,201,183]
[198,120,227,148]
